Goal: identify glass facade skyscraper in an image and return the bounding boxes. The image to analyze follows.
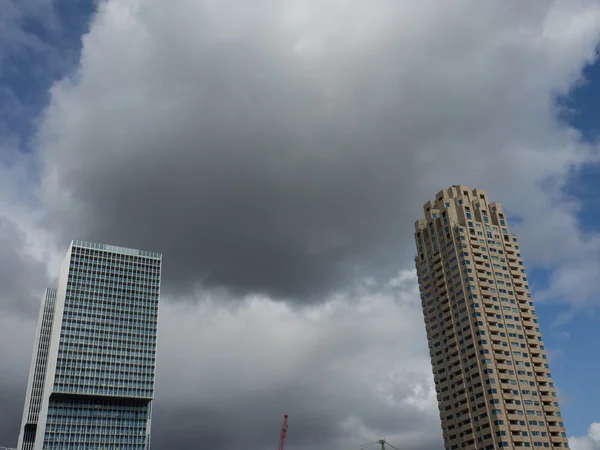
[17,240,162,450]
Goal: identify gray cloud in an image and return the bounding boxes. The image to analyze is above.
[147,284,443,450]
[38,0,600,303]
[0,384,26,448]
[0,215,51,316]
[0,313,36,448]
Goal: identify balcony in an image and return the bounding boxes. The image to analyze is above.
[488,324,501,333]
[496,362,510,371]
[514,285,527,295]
[508,423,522,432]
[502,393,515,402]
[516,295,529,304]
[506,413,520,422]
[519,309,533,319]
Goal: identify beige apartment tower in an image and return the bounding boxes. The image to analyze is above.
[414,186,569,450]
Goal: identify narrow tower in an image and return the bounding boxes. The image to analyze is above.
[17,240,162,450]
[414,186,568,449]
[17,289,57,450]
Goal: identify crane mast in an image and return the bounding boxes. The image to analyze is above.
[278,415,289,450]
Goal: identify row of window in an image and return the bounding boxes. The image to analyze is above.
[47,403,148,417]
[66,284,160,295]
[55,368,153,378]
[43,444,146,450]
[71,246,160,263]
[55,356,155,369]
[57,343,156,357]
[53,385,153,398]
[54,374,153,387]
[68,268,160,281]
[61,318,157,334]
[63,298,158,313]
[59,333,156,347]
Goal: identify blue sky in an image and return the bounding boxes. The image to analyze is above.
[539,62,600,437]
[1,2,600,449]
[0,0,94,151]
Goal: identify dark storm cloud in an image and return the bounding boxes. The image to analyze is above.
[43,46,428,301]
[37,0,600,303]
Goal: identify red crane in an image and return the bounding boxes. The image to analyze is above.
[278,415,289,450]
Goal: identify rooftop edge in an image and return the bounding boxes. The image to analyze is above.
[71,240,162,259]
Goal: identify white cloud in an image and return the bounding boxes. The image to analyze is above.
[570,423,600,450]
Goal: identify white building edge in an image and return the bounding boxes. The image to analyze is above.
[16,288,57,450]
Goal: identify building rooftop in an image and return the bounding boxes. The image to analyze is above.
[71,240,162,259]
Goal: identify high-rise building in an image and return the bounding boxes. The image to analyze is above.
[414,186,568,450]
[17,288,57,450]
[17,240,162,450]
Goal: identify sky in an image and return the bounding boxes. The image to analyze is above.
[0,1,600,449]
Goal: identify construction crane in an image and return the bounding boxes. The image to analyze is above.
[278,415,289,450]
[359,439,400,450]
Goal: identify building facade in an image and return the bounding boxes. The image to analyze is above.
[414,186,568,449]
[17,288,57,450]
[17,240,162,450]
